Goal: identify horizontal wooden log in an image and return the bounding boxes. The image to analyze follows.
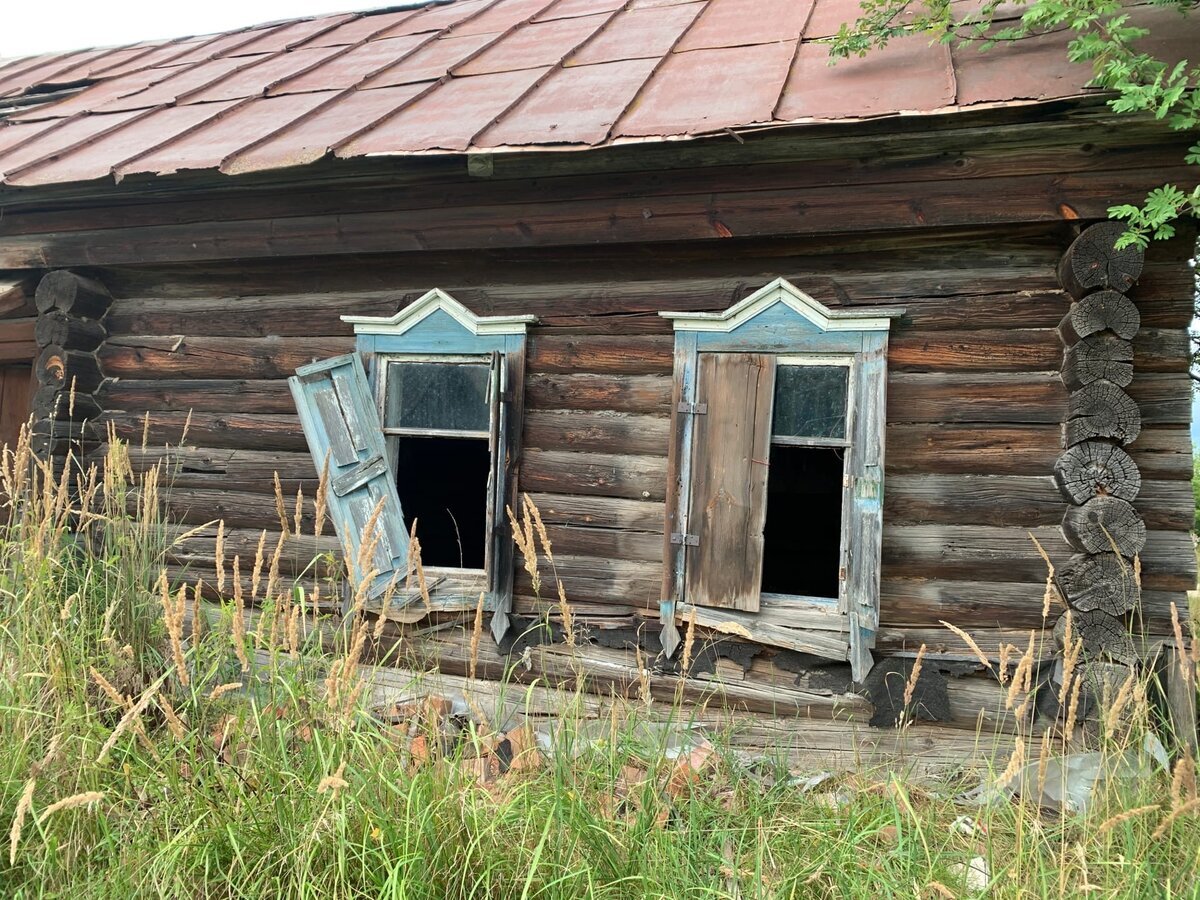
[3,159,1195,268]
[525,374,672,415]
[1061,496,1146,556]
[0,316,36,362]
[527,335,674,375]
[1057,221,1144,298]
[98,379,295,414]
[884,474,1188,530]
[1057,290,1140,343]
[897,291,1070,330]
[164,524,339,579]
[96,411,306,451]
[882,525,1192,590]
[1125,427,1192,480]
[117,445,319,488]
[887,373,1065,425]
[1125,374,1191,425]
[888,328,1060,372]
[1053,440,1140,504]
[1065,380,1141,446]
[1131,328,1190,372]
[878,578,1173,630]
[523,410,670,455]
[886,424,1061,475]
[524,492,664,532]
[1061,333,1133,390]
[0,274,37,319]
[34,270,111,319]
[520,449,667,501]
[155,487,315,532]
[515,554,661,608]
[36,345,103,393]
[99,335,354,380]
[34,311,106,352]
[538,523,663,563]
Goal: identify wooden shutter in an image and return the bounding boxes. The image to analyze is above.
[289,354,409,603]
[484,350,503,594]
[683,353,776,612]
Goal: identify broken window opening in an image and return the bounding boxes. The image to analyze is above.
[380,355,495,573]
[394,435,490,569]
[761,445,844,599]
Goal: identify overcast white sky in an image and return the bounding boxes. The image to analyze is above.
[3,0,393,57]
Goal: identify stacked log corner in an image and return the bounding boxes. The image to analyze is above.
[1053,222,1149,716]
[31,271,109,460]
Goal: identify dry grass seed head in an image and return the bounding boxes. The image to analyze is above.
[215,520,226,593]
[557,579,575,648]
[469,591,485,680]
[902,644,926,716]
[1170,603,1191,683]
[939,620,994,672]
[293,485,304,536]
[1103,671,1136,734]
[250,530,267,601]
[9,778,35,865]
[273,472,289,536]
[996,739,1026,790]
[158,695,187,740]
[314,454,331,539]
[208,682,244,701]
[680,607,698,675]
[38,792,105,825]
[318,761,349,795]
[1096,804,1160,836]
[525,493,553,563]
[1152,797,1200,839]
[1171,756,1198,810]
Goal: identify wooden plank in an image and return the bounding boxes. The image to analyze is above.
[887,373,1065,425]
[98,379,296,414]
[885,424,1061,475]
[675,602,850,660]
[539,523,663,562]
[522,409,670,455]
[525,492,664,532]
[519,449,667,501]
[684,353,774,612]
[879,578,1184,631]
[514,554,661,607]
[0,317,37,363]
[2,160,1196,268]
[0,365,32,450]
[0,276,37,319]
[882,525,1195,590]
[527,335,674,375]
[118,445,319,490]
[96,411,307,451]
[888,328,1061,372]
[884,474,1193,530]
[1164,648,1198,753]
[99,335,354,379]
[525,373,672,414]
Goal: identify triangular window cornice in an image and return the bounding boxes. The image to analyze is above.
[342,288,537,336]
[660,277,905,333]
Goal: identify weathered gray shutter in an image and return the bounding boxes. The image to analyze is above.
[683,352,776,612]
[289,354,408,602]
[485,351,504,594]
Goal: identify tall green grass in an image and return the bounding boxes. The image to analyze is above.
[0,430,1197,898]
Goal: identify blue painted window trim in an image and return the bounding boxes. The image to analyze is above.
[660,279,902,680]
[341,290,534,642]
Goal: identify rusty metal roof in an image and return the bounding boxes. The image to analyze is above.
[0,0,1192,187]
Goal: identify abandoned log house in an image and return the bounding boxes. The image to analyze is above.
[0,0,1197,768]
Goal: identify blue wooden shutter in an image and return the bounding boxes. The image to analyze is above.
[289,354,408,602]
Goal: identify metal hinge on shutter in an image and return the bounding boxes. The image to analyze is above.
[670,532,699,546]
[676,401,708,415]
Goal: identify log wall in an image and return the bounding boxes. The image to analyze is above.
[84,223,1195,649]
[3,109,1196,749]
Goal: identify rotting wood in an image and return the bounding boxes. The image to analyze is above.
[1163,647,1198,753]
[1053,608,1137,665]
[33,270,112,319]
[1057,220,1146,298]
[1061,333,1133,390]
[673,602,850,659]
[1057,289,1140,343]
[1053,440,1141,503]
[1057,552,1139,615]
[1065,379,1141,446]
[1061,495,1146,556]
[35,345,105,394]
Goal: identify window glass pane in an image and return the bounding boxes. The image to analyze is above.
[385,361,490,432]
[772,365,848,440]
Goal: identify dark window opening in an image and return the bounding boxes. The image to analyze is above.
[394,436,490,569]
[760,446,844,598]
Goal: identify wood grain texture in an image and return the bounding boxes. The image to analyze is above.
[685,353,775,612]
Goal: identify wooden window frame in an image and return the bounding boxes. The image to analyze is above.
[342,289,536,642]
[659,279,903,680]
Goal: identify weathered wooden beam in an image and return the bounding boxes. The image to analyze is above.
[1057,552,1139,615]
[1057,289,1140,343]
[1065,380,1141,446]
[1057,221,1146,299]
[1061,495,1147,556]
[34,311,107,352]
[1053,440,1141,504]
[33,270,112,319]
